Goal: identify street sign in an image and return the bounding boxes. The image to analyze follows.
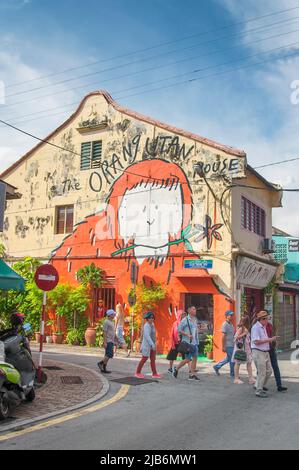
[184,259,213,269]
[34,265,59,383]
[34,264,59,292]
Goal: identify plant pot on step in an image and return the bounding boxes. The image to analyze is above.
[206,352,213,360]
[52,333,64,344]
[85,327,97,347]
[46,336,53,344]
[35,332,41,343]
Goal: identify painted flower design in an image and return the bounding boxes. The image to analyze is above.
[194,215,223,250]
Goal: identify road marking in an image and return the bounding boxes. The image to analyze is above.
[0,384,130,443]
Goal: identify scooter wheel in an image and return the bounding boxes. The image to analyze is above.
[25,388,35,403]
[0,396,10,420]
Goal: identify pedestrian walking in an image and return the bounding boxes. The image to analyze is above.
[172,306,200,381]
[251,311,277,398]
[135,312,162,379]
[213,310,235,378]
[98,309,117,374]
[266,321,288,393]
[166,310,187,374]
[232,315,255,385]
[114,302,130,357]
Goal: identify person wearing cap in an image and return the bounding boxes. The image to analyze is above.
[98,309,117,374]
[213,310,235,378]
[135,312,162,379]
[251,311,278,398]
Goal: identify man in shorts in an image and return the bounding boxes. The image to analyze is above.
[98,309,116,374]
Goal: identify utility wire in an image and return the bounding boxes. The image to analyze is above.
[6,17,299,119]
[6,5,299,90]
[5,15,299,100]
[2,36,299,130]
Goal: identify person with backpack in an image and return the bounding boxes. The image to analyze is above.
[232,315,255,385]
[166,310,187,374]
[213,310,235,378]
[172,306,200,381]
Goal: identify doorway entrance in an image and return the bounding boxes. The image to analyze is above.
[185,293,214,353]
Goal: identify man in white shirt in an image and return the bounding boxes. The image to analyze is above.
[251,311,278,398]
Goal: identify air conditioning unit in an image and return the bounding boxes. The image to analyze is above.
[262,238,276,254]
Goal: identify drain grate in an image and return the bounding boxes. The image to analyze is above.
[60,376,84,385]
[110,376,159,386]
[43,366,64,371]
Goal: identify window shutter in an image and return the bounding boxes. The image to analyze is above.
[92,141,102,169]
[81,142,92,170]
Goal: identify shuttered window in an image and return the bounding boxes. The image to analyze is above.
[55,206,74,234]
[80,141,102,170]
[241,197,266,237]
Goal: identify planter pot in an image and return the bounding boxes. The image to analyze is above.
[52,334,64,345]
[35,332,41,343]
[206,352,213,360]
[46,336,53,344]
[85,327,96,347]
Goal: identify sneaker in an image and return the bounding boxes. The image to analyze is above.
[213,366,220,376]
[168,368,173,375]
[256,391,268,398]
[135,373,145,379]
[172,367,178,378]
[188,375,200,381]
[277,386,288,392]
[152,374,162,379]
[97,361,104,372]
[102,369,111,374]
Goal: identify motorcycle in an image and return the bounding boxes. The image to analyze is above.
[0,320,36,421]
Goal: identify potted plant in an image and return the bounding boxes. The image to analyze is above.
[77,264,105,346]
[48,284,72,344]
[204,335,214,360]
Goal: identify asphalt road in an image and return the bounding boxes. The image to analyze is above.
[1,350,299,450]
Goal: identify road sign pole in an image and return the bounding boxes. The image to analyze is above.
[37,291,47,384]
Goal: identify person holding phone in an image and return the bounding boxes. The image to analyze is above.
[251,311,278,398]
[266,319,287,392]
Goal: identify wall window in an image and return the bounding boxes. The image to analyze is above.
[55,205,74,234]
[81,141,102,170]
[241,197,266,237]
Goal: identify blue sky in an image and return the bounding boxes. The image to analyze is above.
[0,0,299,233]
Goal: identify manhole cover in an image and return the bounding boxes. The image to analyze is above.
[110,377,159,386]
[43,366,64,371]
[61,376,84,385]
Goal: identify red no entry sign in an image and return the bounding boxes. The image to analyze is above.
[34,264,59,292]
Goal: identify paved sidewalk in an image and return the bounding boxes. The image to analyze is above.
[0,358,106,431]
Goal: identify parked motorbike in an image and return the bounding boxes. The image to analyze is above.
[0,314,36,420]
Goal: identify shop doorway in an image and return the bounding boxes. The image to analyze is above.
[244,288,265,327]
[185,294,214,353]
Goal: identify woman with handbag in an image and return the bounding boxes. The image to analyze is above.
[233,315,255,385]
[166,310,187,374]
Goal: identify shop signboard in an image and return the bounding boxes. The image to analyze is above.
[237,257,277,289]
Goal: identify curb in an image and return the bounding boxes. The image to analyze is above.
[0,359,110,434]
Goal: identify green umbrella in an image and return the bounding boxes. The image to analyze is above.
[0,259,25,291]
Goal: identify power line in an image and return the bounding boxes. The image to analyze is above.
[254,157,299,169]
[3,19,299,117]
[6,5,299,90]
[2,34,299,130]
[5,15,299,101]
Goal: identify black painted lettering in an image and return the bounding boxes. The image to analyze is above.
[101,161,115,185]
[179,144,195,161]
[212,161,221,173]
[89,172,103,193]
[145,137,159,157]
[111,153,124,175]
[229,159,239,173]
[123,134,141,163]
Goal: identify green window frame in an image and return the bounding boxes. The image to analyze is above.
[81,141,102,170]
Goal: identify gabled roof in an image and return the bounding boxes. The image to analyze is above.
[0,90,246,179]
